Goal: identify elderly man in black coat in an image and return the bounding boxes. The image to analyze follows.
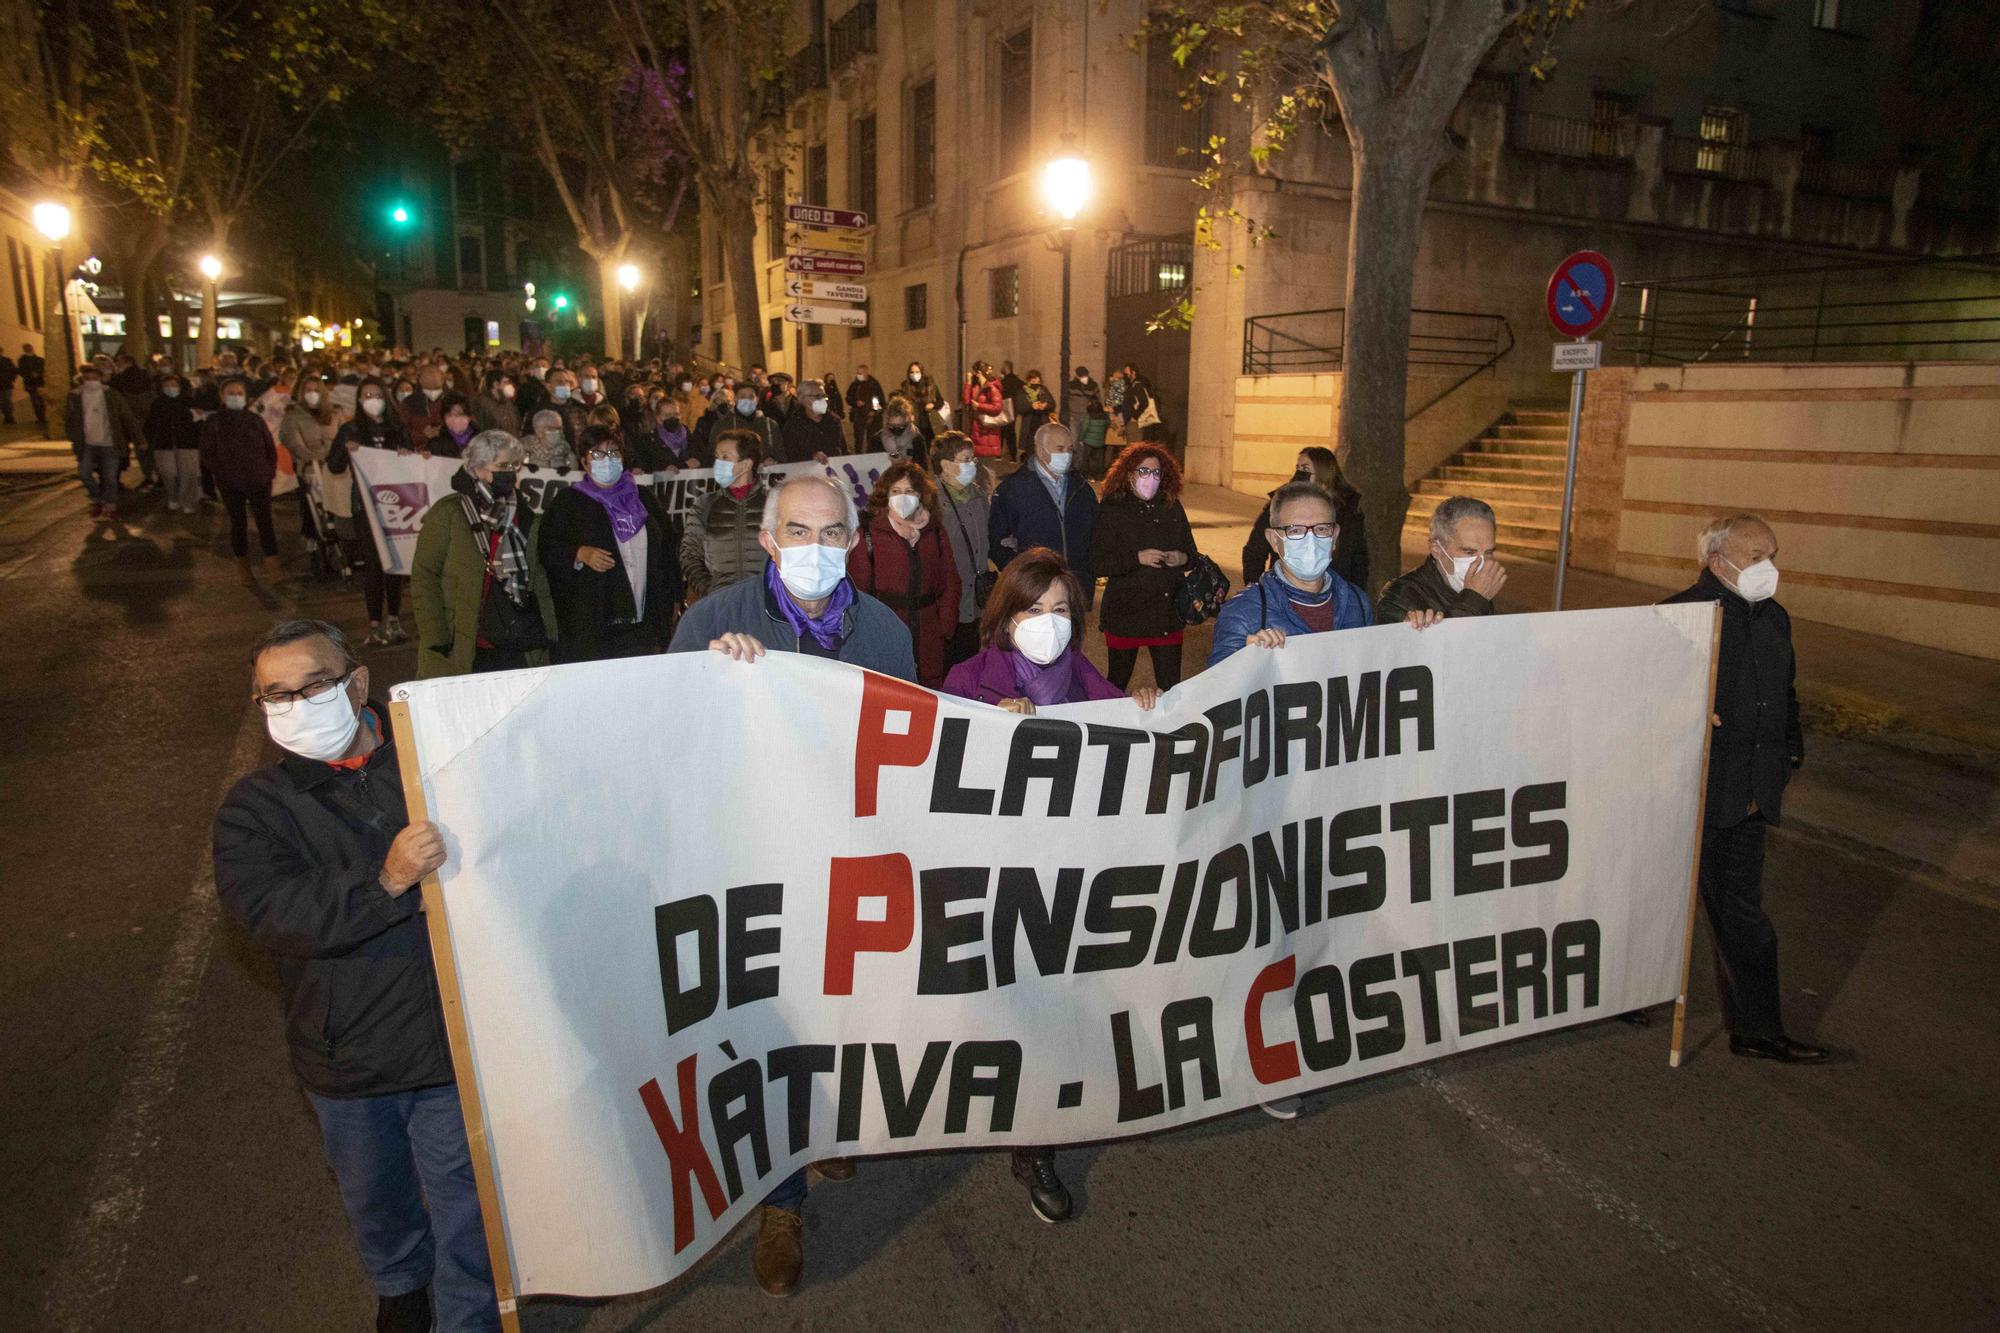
[1662,514,1830,1064]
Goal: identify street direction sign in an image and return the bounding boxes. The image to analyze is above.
[784,302,868,328]
[785,278,867,303]
[1551,340,1602,371]
[1546,250,1616,338]
[784,255,866,275]
[785,226,868,256]
[786,203,870,230]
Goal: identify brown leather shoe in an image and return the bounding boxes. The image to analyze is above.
[812,1157,856,1182]
[752,1206,803,1297]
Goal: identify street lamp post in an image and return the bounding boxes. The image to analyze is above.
[32,203,76,398]
[1040,153,1093,426]
[198,254,223,366]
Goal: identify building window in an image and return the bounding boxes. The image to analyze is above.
[1588,93,1631,159]
[806,141,828,206]
[454,159,483,212]
[807,321,823,346]
[458,235,484,286]
[5,239,26,326]
[908,79,936,209]
[766,166,786,254]
[1143,31,1211,167]
[851,114,877,219]
[997,27,1033,176]
[989,264,1019,318]
[1811,0,1846,30]
[1697,105,1746,174]
[853,297,870,339]
[769,315,784,351]
[905,282,927,330]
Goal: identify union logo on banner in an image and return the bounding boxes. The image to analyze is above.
[372,483,430,533]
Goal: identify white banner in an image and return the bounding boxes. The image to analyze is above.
[348,449,896,576]
[392,603,1717,1300]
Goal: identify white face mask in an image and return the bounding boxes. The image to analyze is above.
[162,384,182,399]
[423,386,443,401]
[1012,611,1072,665]
[582,377,599,393]
[953,461,977,487]
[1043,451,1074,475]
[361,397,385,417]
[1440,551,1477,594]
[303,392,322,409]
[775,541,848,602]
[808,399,826,417]
[1727,557,1779,603]
[1282,533,1333,583]
[889,492,921,520]
[223,393,247,411]
[265,678,361,762]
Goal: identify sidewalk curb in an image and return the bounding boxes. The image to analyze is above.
[1797,680,2000,754]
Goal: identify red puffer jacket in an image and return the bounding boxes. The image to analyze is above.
[848,511,963,688]
[963,378,1006,457]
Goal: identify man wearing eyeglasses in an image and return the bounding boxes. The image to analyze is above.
[212,619,499,1333]
[1208,479,1374,667]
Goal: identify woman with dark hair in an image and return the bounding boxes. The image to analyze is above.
[929,432,991,667]
[473,369,521,436]
[431,394,478,459]
[533,425,683,661]
[1242,445,1367,590]
[327,377,414,644]
[146,371,201,514]
[900,360,946,441]
[939,546,1156,1226]
[1091,442,1199,693]
[848,461,960,688]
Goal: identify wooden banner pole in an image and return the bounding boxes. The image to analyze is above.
[1669,604,1725,1068]
[387,698,524,1332]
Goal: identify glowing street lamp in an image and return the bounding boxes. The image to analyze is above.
[33,202,78,371]
[1039,151,1093,423]
[617,262,640,292]
[32,201,71,242]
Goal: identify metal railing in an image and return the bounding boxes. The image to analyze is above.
[1508,110,1630,163]
[785,42,827,97]
[1611,253,2000,365]
[1798,158,1898,201]
[1241,307,1515,420]
[829,1,876,70]
[1663,135,1769,184]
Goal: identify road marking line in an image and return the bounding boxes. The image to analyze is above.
[43,706,270,1333]
[1413,1067,1800,1333]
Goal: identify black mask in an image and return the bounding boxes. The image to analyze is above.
[1293,469,1310,483]
[488,470,517,498]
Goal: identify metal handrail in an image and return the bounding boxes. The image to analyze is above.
[1240,306,1516,419]
[1405,316,1515,422]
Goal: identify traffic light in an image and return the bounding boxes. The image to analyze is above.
[552,293,570,311]
[388,201,414,228]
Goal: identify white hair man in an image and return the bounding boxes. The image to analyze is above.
[1662,513,1829,1064]
[1379,495,1508,628]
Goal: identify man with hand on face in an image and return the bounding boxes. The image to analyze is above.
[1663,514,1831,1065]
[212,620,500,1333]
[1378,495,1508,629]
[666,474,912,1297]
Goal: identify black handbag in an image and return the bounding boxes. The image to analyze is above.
[1173,552,1230,627]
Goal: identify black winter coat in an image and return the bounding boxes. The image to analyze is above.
[1662,569,1804,828]
[534,484,683,661]
[1091,491,1198,638]
[211,715,454,1098]
[1375,557,1494,622]
[778,408,847,462]
[144,393,199,452]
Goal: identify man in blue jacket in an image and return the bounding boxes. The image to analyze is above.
[1209,479,1373,666]
[988,421,1099,606]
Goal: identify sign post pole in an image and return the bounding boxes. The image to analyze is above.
[1544,250,1617,611]
[1554,352,1586,611]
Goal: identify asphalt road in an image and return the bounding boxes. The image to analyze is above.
[4,473,1997,1333]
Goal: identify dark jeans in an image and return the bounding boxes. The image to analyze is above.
[1107,643,1184,692]
[1698,812,1783,1040]
[28,384,46,426]
[218,482,278,557]
[347,517,405,621]
[766,1168,808,1212]
[306,1084,501,1332]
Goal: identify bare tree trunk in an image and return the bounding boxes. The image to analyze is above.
[703,177,765,372]
[121,263,155,363]
[41,251,74,419]
[592,250,627,360]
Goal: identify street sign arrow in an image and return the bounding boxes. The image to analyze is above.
[784,302,868,328]
[785,226,868,256]
[784,278,867,303]
[784,255,866,275]
[786,203,870,230]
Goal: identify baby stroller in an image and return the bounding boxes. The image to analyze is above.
[300,462,353,582]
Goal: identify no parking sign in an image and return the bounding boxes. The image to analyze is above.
[1547,251,1616,338]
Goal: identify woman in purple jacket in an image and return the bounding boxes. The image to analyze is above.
[939,547,1158,1224]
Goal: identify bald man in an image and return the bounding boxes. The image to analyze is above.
[1663,514,1830,1064]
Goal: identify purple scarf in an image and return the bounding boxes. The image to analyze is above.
[573,469,649,543]
[763,558,855,651]
[656,422,689,457]
[1010,646,1078,707]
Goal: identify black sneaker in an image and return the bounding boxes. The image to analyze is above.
[376,1286,432,1333]
[1011,1148,1073,1224]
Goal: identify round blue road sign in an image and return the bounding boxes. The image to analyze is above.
[1546,251,1616,338]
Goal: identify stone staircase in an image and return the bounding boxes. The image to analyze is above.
[1405,403,1570,560]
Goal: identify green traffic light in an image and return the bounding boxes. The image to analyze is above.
[553,294,569,310]
[389,203,412,227]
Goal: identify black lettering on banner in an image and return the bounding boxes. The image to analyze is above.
[1500,927,1550,1023]
[1326,672,1380,765]
[655,897,718,1036]
[1390,796,1450,904]
[1552,918,1601,1013]
[1453,788,1508,895]
[1453,934,1501,1035]
[707,1056,770,1202]
[1074,865,1164,973]
[944,1041,1021,1133]
[1202,698,1242,803]
[1294,963,1352,1071]
[999,718,1082,817]
[1348,953,1406,1059]
[1401,943,1452,1044]
[1326,805,1387,920]
[1085,724,1150,816]
[725,883,783,1010]
[873,1041,950,1138]
[1187,844,1252,959]
[1301,816,1325,927]
[917,867,990,994]
[836,1042,867,1142]
[1251,822,1300,947]
[929,717,996,815]
[1510,782,1570,887]
[1161,997,1220,1109]
[1385,665,1435,755]
[1150,860,1201,964]
[1242,688,1272,789]
[766,1044,836,1155]
[992,867,1082,986]
[1147,722,1209,813]
[1271,681,1323,778]
[1111,1009,1166,1122]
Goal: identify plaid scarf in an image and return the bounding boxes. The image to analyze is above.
[453,471,533,606]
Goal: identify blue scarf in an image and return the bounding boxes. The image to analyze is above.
[763,559,854,651]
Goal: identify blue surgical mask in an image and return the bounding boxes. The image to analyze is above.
[776,541,848,602]
[953,461,977,487]
[712,458,737,486]
[1044,451,1073,475]
[590,457,624,486]
[552,385,572,403]
[1282,533,1334,583]
[736,399,757,417]
[223,393,247,411]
